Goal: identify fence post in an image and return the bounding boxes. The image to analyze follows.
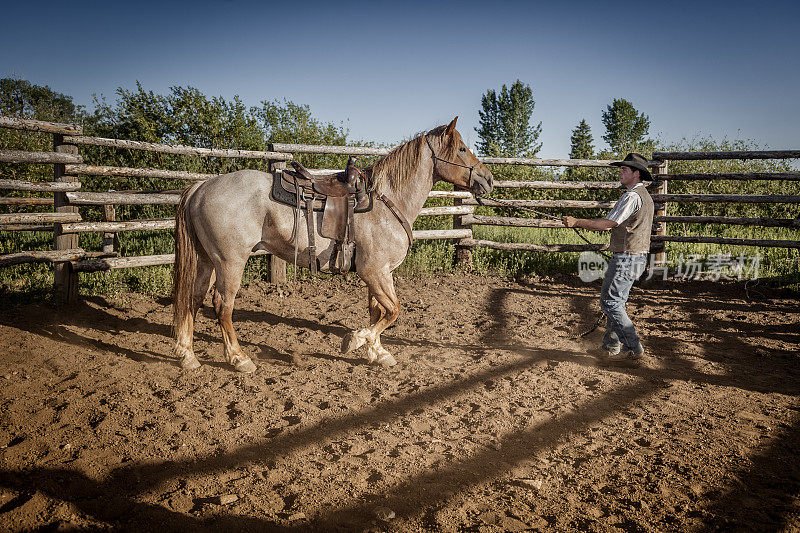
[267,158,287,283]
[653,160,668,268]
[453,185,472,269]
[53,134,79,302]
[102,203,117,253]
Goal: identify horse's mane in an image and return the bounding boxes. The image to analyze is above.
[369,125,459,194]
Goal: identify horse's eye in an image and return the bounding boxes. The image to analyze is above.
[459,147,466,152]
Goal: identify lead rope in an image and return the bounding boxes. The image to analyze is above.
[474,193,610,339]
[474,194,612,260]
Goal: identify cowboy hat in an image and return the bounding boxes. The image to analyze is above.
[610,153,652,181]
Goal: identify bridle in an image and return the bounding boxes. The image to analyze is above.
[424,134,480,189]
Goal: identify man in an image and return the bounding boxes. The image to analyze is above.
[562,153,654,367]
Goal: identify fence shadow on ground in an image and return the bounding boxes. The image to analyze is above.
[0,281,798,530]
[698,411,800,531]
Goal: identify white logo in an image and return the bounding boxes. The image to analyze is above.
[578,251,608,283]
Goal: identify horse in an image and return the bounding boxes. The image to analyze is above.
[172,117,493,372]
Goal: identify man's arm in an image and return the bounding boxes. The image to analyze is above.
[561,216,616,231]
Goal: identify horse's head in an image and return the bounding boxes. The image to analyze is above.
[428,117,493,196]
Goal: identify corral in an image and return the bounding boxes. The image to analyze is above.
[1,117,799,531]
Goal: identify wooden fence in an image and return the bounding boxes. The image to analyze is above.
[1,115,799,302]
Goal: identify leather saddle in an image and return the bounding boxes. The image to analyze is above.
[271,157,373,274]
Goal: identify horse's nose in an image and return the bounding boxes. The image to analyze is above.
[474,171,493,195]
[484,169,494,192]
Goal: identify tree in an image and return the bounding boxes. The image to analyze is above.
[254,99,349,168]
[476,80,542,157]
[601,98,651,155]
[569,119,594,159]
[475,89,501,156]
[0,78,84,123]
[567,119,594,178]
[0,78,86,183]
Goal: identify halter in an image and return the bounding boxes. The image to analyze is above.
[424,135,479,188]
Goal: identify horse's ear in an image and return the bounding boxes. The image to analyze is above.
[446,116,458,135]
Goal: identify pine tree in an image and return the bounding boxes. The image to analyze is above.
[476,80,542,157]
[601,98,651,155]
[569,119,594,159]
[475,89,502,156]
[498,80,542,158]
[568,119,594,178]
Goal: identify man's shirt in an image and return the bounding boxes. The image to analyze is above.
[605,182,645,225]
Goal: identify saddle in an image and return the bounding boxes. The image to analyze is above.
[271,157,373,275]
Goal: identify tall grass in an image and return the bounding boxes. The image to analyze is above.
[3,177,798,302]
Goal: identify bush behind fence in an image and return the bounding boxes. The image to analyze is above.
[1,116,799,301]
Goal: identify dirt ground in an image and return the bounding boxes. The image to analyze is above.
[0,274,799,532]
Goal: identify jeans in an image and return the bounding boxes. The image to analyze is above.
[600,253,647,354]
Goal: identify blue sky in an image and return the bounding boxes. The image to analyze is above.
[2,0,798,156]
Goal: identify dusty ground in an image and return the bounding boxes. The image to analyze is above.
[0,274,798,532]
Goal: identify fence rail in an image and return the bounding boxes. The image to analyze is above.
[0,150,83,164]
[64,135,293,161]
[0,197,55,205]
[0,178,81,192]
[1,114,798,302]
[0,212,81,224]
[493,180,662,190]
[652,235,800,248]
[66,191,181,205]
[658,172,800,181]
[460,238,608,252]
[0,116,82,135]
[64,164,213,180]
[477,157,660,167]
[0,249,114,267]
[654,215,800,227]
[653,150,800,161]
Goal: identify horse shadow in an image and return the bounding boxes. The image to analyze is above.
[1,344,639,531]
[699,411,800,531]
[0,295,347,371]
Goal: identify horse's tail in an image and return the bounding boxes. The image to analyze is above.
[172,183,202,337]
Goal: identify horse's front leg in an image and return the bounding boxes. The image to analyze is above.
[340,289,378,356]
[341,272,399,366]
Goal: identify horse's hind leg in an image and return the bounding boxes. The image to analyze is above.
[212,259,257,373]
[342,269,399,366]
[177,256,214,370]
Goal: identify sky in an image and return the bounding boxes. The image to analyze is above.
[2,0,799,156]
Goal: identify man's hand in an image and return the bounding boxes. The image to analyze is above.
[562,216,616,231]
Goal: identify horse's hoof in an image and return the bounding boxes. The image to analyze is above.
[235,360,256,373]
[375,353,397,367]
[231,355,256,373]
[341,331,366,354]
[180,354,201,370]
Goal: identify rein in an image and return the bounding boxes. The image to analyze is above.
[356,163,413,251]
[364,134,479,256]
